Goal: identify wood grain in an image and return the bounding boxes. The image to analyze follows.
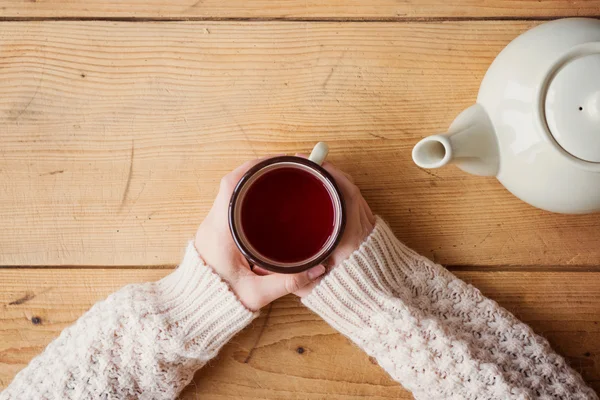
[0,269,598,397]
[2,1,599,398]
[4,21,600,268]
[0,0,599,19]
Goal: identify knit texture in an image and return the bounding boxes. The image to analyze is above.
[303,217,598,400]
[0,242,257,400]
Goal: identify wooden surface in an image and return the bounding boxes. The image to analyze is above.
[0,0,598,19]
[1,269,599,397]
[0,1,599,398]
[4,20,600,268]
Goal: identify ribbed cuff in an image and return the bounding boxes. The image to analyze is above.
[302,216,426,336]
[156,242,258,357]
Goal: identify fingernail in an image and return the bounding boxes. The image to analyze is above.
[308,265,326,280]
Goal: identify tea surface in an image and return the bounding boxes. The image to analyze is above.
[241,167,335,263]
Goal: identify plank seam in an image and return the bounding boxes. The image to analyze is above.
[0,16,595,23]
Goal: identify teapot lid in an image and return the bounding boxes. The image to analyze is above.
[545,53,600,163]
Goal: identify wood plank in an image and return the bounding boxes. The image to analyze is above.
[3,21,600,268]
[0,0,599,19]
[0,269,598,397]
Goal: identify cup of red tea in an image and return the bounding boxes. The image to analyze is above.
[229,143,345,274]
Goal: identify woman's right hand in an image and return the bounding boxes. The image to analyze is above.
[294,161,376,297]
[195,158,327,311]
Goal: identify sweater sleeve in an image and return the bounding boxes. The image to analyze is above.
[303,217,597,400]
[0,242,257,400]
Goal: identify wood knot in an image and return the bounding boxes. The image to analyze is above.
[296,347,305,354]
[31,316,42,325]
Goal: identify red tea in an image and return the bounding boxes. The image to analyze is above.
[240,167,335,263]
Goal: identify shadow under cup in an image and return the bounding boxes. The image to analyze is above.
[229,156,345,274]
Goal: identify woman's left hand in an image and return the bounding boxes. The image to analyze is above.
[194,158,326,311]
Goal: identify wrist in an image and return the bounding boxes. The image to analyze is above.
[156,242,258,353]
[303,216,421,298]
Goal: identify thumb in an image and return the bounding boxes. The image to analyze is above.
[252,265,326,306]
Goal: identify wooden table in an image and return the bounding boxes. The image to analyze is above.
[1,2,600,398]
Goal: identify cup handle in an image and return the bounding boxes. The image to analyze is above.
[308,142,329,166]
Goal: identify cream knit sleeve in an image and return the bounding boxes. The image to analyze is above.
[0,242,257,400]
[303,217,597,400]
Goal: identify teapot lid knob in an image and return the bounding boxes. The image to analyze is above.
[545,53,600,162]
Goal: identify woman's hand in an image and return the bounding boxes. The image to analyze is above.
[294,160,376,297]
[194,158,326,311]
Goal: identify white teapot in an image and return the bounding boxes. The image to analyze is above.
[412,18,600,214]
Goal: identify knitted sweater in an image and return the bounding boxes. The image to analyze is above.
[1,243,257,399]
[1,218,596,399]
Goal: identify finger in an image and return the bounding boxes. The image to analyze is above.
[218,155,282,199]
[322,163,357,196]
[297,154,354,185]
[229,156,270,182]
[342,170,355,184]
[293,278,322,298]
[360,196,376,225]
[251,265,272,276]
[298,155,353,184]
[251,265,326,306]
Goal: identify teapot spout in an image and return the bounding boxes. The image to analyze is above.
[412,104,499,177]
